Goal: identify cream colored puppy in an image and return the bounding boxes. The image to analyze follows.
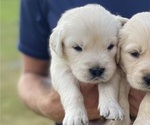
[118,12,150,125]
[50,4,126,125]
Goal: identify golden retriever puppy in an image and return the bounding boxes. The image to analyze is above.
[118,12,150,125]
[50,4,127,125]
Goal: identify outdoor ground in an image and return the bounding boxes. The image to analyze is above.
[1,0,54,124]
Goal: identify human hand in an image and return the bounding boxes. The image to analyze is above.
[80,84,103,121]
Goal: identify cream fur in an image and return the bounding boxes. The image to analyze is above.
[50,4,127,125]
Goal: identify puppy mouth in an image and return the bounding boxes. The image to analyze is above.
[77,76,105,84]
[87,76,106,83]
[139,85,150,91]
[143,83,150,90]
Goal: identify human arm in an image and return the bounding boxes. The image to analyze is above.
[18,54,64,122]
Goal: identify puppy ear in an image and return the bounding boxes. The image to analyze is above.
[116,15,128,26]
[116,38,122,64]
[116,37,127,72]
[116,27,127,64]
[50,27,64,57]
[115,16,128,64]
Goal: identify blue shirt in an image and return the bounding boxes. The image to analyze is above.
[18,0,150,60]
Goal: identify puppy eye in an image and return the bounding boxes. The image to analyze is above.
[73,45,82,52]
[107,44,114,50]
[130,51,140,58]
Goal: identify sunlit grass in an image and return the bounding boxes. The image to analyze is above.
[1,0,54,125]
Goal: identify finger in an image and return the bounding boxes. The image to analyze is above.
[80,84,97,91]
[129,93,139,109]
[129,102,138,117]
[128,93,139,116]
[129,88,145,101]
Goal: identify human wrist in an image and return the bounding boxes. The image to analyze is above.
[18,73,51,114]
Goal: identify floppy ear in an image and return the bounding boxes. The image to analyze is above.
[116,35,127,72]
[116,38,122,64]
[116,15,128,26]
[115,16,128,64]
[116,26,128,64]
[49,27,64,57]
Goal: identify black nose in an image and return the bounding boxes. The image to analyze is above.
[143,74,150,86]
[89,67,105,77]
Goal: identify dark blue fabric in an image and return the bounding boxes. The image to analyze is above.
[18,0,150,60]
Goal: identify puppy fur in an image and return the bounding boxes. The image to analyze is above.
[50,4,127,125]
[118,12,150,125]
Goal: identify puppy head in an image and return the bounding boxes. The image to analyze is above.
[119,12,150,91]
[50,4,126,83]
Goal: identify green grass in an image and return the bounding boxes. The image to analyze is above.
[1,0,54,125]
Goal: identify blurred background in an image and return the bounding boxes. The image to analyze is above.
[1,0,54,124]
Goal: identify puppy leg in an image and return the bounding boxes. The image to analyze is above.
[133,92,150,125]
[51,65,88,125]
[108,77,131,125]
[98,72,124,121]
[116,79,130,125]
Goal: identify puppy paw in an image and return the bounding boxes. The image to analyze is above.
[63,109,88,125]
[99,100,124,121]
